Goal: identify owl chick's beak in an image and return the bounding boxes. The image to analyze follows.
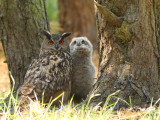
[77,42,81,46]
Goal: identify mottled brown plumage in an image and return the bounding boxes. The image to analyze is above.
[17,31,72,105]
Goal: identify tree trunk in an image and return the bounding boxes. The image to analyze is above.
[0,0,49,92]
[58,0,97,51]
[88,0,160,108]
[155,0,160,75]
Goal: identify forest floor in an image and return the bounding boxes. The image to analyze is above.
[0,42,160,119]
[0,93,159,120]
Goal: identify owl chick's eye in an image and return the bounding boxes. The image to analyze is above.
[82,40,85,44]
[73,41,76,45]
[59,40,64,45]
[48,41,54,45]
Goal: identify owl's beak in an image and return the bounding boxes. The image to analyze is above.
[55,44,58,50]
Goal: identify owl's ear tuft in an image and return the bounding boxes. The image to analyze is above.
[41,30,51,40]
[62,33,71,39]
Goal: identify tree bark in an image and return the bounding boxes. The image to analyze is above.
[155,0,160,76]
[87,0,160,108]
[58,0,97,51]
[0,0,49,92]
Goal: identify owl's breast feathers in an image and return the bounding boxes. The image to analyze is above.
[18,51,72,103]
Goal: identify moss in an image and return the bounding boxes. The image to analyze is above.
[115,21,130,44]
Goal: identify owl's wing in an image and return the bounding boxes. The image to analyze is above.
[17,58,39,98]
[18,52,72,103]
[17,58,40,104]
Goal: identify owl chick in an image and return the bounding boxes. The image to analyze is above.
[17,31,72,106]
[69,37,96,102]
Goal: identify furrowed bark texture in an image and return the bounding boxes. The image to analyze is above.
[0,0,49,92]
[155,0,160,79]
[58,0,97,51]
[88,0,160,107]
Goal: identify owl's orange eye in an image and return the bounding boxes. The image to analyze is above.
[48,41,54,45]
[82,40,85,44]
[73,41,76,44]
[59,41,64,44]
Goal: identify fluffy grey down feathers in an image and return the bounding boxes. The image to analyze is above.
[70,37,96,101]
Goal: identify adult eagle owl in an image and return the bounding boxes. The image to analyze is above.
[17,31,72,106]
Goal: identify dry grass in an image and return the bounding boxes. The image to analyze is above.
[0,91,160,120]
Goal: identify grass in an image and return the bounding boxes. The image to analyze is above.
[0,86,160,120]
